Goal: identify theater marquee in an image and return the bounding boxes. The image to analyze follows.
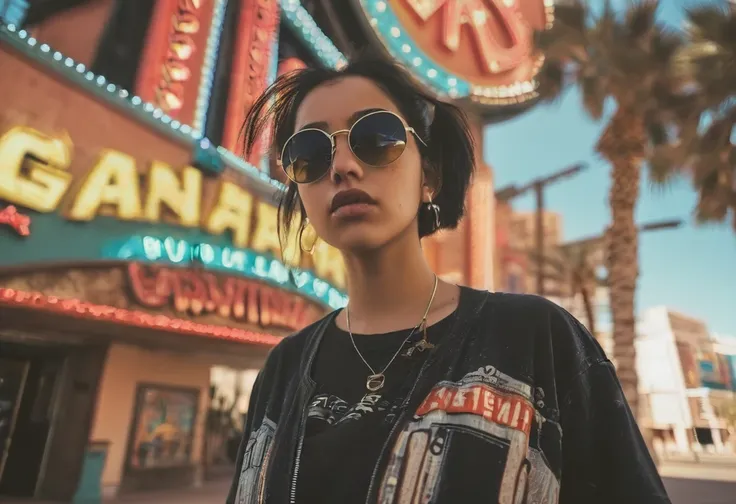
[354,0,554,108]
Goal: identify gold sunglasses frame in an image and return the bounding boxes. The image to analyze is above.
[277,109,428,184]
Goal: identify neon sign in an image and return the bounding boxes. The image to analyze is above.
[0,205,31,236]
[135,0,218,128]
[106,235,347,309]
[128,263,324,330]
[355,0,554,105]
[221,0,280,161]
[0,125,346,289]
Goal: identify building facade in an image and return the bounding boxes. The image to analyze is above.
[0,3,344,499]
[494,199,528,293]
[637,307,735,456]
[0,25,345,500]
[494,208,564,293]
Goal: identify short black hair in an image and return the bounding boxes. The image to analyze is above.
[241,55,475,247]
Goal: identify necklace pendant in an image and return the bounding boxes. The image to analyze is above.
[414,339,435,352]
[366,373,385,392]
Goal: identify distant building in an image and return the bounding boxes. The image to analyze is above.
[637,307,735,456]
[494,200,529,293]
[509,211,564,251]
[494,208,563,294]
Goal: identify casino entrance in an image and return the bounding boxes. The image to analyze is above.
[0,342,61,497]
[0,335,106,497]
[0,336,107,500]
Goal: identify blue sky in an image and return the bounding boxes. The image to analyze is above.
[483,0,735,336]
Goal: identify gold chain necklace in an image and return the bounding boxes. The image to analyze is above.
[346,275,439,393]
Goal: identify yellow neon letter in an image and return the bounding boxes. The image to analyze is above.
[204,181,253,247]
[68,150,142,220]
[143,162,202,226]
[0,127,73,212]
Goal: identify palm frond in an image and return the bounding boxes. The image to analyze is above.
[553,0,588,34]
[598,0,617,40]
[625,0,659,41]
[646,117,669,146]
[695,190,730,223]
[535,60,566,102]
[648,144,684,187]
[700,113,735,152]
[685,4,735,48]
[681,5,736,101]
[580,73,606,119]
[651,28,686,67]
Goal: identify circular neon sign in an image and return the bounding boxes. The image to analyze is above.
[355,0,554,107]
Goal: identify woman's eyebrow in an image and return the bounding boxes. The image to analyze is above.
[298,108,385,131]
[348,108,384,125]
[298,120,329,131]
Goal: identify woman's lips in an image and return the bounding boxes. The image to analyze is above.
[331,202,376,219]
[329,188,378,219]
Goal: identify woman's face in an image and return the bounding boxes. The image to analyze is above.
[293,76,432,252]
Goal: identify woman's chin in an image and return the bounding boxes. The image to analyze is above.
[326,229,388,253]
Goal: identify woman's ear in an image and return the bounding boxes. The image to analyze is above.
[421,159,441,203]
[421,184,434,204]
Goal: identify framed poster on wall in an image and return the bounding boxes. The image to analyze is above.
[126,384,199,470]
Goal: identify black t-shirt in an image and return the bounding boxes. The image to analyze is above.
[295,312,456,503]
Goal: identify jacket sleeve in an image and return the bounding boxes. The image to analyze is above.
[558,359,671,504]
[225,369,264,504]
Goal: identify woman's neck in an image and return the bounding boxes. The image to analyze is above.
[338,230,450,334]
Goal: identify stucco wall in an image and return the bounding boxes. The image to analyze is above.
[90,343,212,493]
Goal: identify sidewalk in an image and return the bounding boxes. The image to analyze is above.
[6,467,735,504]
[655,451,736,483]
[659,460,736,483]
[106,479,231,504]
[0,480,231,504]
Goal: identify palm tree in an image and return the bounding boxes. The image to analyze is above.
[534,0,690,417]
[653,4,736,230]
[525,241,605,336]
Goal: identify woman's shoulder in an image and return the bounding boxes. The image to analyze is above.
[462,287,607,360]
[461,286,576,322]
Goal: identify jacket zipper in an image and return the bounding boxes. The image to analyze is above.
[364,355,436,504]
[288,410,308,504]
[257,444,273,504]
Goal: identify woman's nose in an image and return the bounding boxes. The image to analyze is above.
[330,133,363,183]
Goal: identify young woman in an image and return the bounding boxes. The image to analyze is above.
[226,57,670,504]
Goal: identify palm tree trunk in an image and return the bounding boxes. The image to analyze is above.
[597,108,642,418]
[579,280,597,337]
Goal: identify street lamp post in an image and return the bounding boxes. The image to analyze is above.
[561,218,684,256]
[495,163,587,295]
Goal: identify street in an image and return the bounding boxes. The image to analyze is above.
[8,470,730,504]
[98,476,736,504]
[664,478,736,504]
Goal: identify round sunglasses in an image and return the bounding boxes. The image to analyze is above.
[278,110,427,184]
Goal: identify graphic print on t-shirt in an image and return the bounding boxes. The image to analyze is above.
[308,392,402,426]
[234,417,276,504]
[377,365,560,504]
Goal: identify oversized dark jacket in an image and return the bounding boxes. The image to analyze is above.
[226,287,671,504]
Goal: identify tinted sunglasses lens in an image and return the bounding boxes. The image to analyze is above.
[282,130,333,183]
[350,112,408,166]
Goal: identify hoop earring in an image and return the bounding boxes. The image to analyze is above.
[299,219,318,255]
[426,197,441,230]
